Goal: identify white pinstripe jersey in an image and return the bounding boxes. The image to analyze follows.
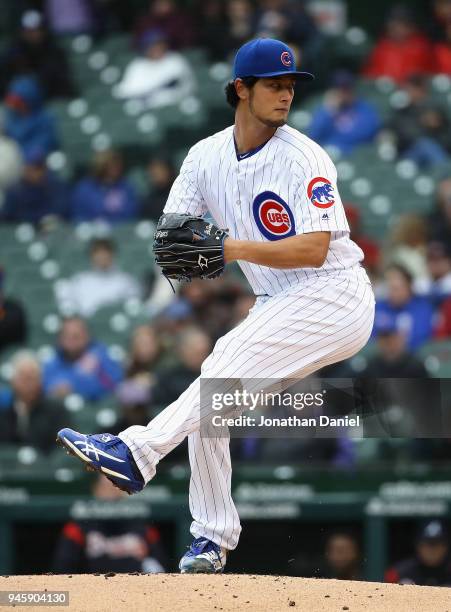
[164,124,364,296]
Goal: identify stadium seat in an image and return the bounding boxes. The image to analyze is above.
[417,340,451,378]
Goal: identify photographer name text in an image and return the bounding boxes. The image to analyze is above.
[211,415,360,428]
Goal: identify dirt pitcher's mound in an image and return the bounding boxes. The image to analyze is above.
[2,573,451,611]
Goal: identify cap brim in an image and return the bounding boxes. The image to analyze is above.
[236,70,315,81]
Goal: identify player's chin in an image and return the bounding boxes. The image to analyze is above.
[264,115,287,128]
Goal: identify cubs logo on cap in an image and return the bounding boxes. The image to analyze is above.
[233,39,314,81]
[280,51,292,67]
[308,177,335,209]
[253,191,296,240]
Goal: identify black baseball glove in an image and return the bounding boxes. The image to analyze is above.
[153,213,228,281]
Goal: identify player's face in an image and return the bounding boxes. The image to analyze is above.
[248,76,296,128]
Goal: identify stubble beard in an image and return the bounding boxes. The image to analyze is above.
[249,93,287,129]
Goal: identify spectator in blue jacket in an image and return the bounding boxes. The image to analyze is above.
[1,146,68,224]
[373,264,434,350]
[43,317,123,401]
[308,70,381,155]
[3,75,59,155]
[70,149,139,223]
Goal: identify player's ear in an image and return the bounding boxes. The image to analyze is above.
[235,78,249,102]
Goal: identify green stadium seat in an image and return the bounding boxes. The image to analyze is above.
[0,445,45,468]
[96,34,131,58]
[417,340,451,378]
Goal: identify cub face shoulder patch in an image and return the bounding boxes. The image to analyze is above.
[308,177,335,209]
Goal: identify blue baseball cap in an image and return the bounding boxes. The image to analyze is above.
[374,313,398,337]
[233,38,314,81]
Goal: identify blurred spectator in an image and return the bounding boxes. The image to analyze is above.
[55,238,140,317]
[1,147,68,224]
[3,76,58,155]
[362,5,434,84]
[435,296,451,337]
[229,292,256,327]
[158,275,249,339]
[254,0,319,64]
[114,30,196,109]
[434,20,451,73]
[364,318,428,378]
[373,265,434,350]
[414,241,451,302]
[159,278,213,332]
[288,530,362,579]
[0,352,66,452]
[197,1,228,61]
[345,205,381,278]
[385,520,451,586]
[141,158,176,221]
[0,131,23,191]
[428,178,451,245]
[321,532,362,580]
[0,268,28,354]
[113,380,152,436]
[387,214,428,280]
[70,150,139,223]
[126,325,162,382]
[44,0,96,35]
[223,0,256,55]
[133,0,196,49]
[202,277,249,340]
[308,70,380,155]
[0,10,76,100]
[429,0,451,41]
[143,266,178,319]
[53,475,167,574]
[384,74,451,167]
[43,317,123,401]
[153,326,211,405]
[119,324,163,405]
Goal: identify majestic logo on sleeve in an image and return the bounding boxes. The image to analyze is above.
[253,191,296,241]
[307,177,335,209]
[280,51,292,67]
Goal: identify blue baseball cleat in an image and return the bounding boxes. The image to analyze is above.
[56,428,144,494]
[179,538,227,574]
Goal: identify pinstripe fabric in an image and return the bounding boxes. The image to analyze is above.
[119,123,375,551]
[163,124,364,296]
[119,267,375,549]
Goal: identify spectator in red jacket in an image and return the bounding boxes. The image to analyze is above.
[435,297,451,337]
[345,205,381,278]
[362,5,434,84]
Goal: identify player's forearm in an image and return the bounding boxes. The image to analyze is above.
[224,233,331,269]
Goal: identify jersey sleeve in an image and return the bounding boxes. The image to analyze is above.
[294,146,350,234]
[163,143,208,217]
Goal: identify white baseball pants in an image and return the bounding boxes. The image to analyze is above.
[119,266,375,550]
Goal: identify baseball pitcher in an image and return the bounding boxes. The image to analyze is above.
[57,39,375,574]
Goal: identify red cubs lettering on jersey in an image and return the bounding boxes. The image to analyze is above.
[307,177,336,209]
[260,201,291,234]
[253,191,296,240]
[280,51,292,67]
